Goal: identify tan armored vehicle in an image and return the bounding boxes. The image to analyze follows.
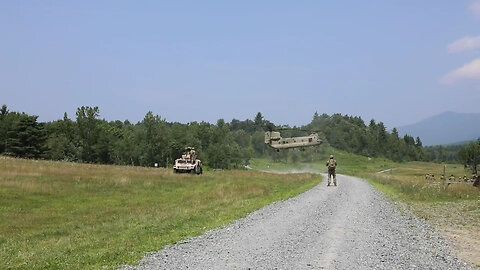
[173,147,203,174]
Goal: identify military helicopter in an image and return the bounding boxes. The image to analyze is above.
[264,126,322,151]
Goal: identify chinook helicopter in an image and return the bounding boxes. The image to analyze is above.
[264,126,322,151]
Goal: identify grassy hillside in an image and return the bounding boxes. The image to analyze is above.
[0,157,321,269]
[250,146,395,174]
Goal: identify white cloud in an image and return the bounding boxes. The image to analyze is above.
[447,36,480,53]
[471,1,480,16]
[441,58,480,84]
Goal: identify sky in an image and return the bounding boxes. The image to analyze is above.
[1,1,480,129]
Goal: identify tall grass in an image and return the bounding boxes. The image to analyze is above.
[361,162,479,202]
[0,157,321,269]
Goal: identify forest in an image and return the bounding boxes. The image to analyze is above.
[0,104,438,169]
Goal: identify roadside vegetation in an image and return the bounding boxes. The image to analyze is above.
[0,156,321,269]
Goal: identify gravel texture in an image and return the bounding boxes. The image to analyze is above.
[122,174,476,269]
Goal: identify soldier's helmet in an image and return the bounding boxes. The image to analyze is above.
[330,155,334,159]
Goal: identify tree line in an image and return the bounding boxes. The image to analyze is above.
[0,104,455,168]
[1,105,258,168]
[423,144,464,163]
[305,112,424,162]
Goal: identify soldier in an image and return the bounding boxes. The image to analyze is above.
[474,175,480,187]
[440,174,445,181]
[425,173,430,180]
[190,149,196,163]
[326,155,337,186]
[449,174,455,182]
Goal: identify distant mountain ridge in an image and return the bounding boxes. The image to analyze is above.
[397,111,480,146]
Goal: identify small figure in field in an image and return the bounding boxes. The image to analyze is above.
[326,155,337,186]
[425,173,431,180]
[449,174,455,182]
[463,175,468,182]
[440,174,445,181]
[473,175,480,187]
[430,174,435,181]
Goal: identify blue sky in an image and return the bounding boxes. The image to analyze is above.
[1,1,479,128]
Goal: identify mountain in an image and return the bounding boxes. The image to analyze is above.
[397,111,480,146]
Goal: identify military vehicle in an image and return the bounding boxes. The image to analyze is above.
[264,130,322,151]
[173,147,203,174]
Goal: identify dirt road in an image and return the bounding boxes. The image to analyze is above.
[123,174,474,269]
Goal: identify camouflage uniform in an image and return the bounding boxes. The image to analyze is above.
[326,155,337,186]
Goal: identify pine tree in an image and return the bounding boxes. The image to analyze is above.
[6,114,45,158]
[254,112,264,127]
[0,104,9,153]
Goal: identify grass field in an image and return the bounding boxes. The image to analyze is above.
[252,150,480,266]
[0,156,321,269]
[249,147,395,174]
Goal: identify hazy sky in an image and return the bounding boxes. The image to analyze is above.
[1,1,480,129]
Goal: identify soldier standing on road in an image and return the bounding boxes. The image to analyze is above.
[326,155,337,186]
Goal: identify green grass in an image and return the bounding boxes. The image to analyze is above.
[250,146,395,175]
[0,157,321,269]
[249,157,324,171]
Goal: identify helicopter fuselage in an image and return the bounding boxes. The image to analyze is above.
[264,131,322,150]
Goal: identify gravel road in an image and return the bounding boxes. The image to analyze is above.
[123,174,475,269]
